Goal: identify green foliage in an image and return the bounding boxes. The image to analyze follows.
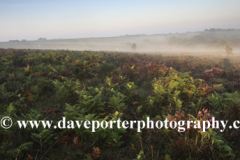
[109,93,126,111]
[1,49,240,159]
[148,71,204,116]
[0,141,33,159]
[134,150,144,160]
[208,92,224,111]
[200,128,234,158]
[31,129,55,152]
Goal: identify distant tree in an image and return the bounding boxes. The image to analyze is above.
[225,45,233,56]
[38,38,47,41]
[9,40,19,42]
[191,35,206,44]
[210,28,216,32]
[131,43,137,50]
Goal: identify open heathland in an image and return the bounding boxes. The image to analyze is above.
[1,49,240,159]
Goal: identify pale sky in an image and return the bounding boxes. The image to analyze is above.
[1,0,240,42]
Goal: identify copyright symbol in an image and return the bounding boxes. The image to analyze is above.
[1,116,13,129]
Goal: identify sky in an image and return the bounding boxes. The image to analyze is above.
[0,0,240,42]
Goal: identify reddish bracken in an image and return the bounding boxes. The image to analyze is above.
[203,67,223,78]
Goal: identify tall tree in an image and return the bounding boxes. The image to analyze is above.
[131,43,137,50]
[225,45,233,56]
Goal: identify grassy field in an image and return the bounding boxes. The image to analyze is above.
[1,48,240,159]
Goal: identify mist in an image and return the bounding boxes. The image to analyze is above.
[1,29,240,56]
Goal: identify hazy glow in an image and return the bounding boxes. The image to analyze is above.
[1,0,240,42]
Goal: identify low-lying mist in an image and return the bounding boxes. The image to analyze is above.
[1,29,240,56]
